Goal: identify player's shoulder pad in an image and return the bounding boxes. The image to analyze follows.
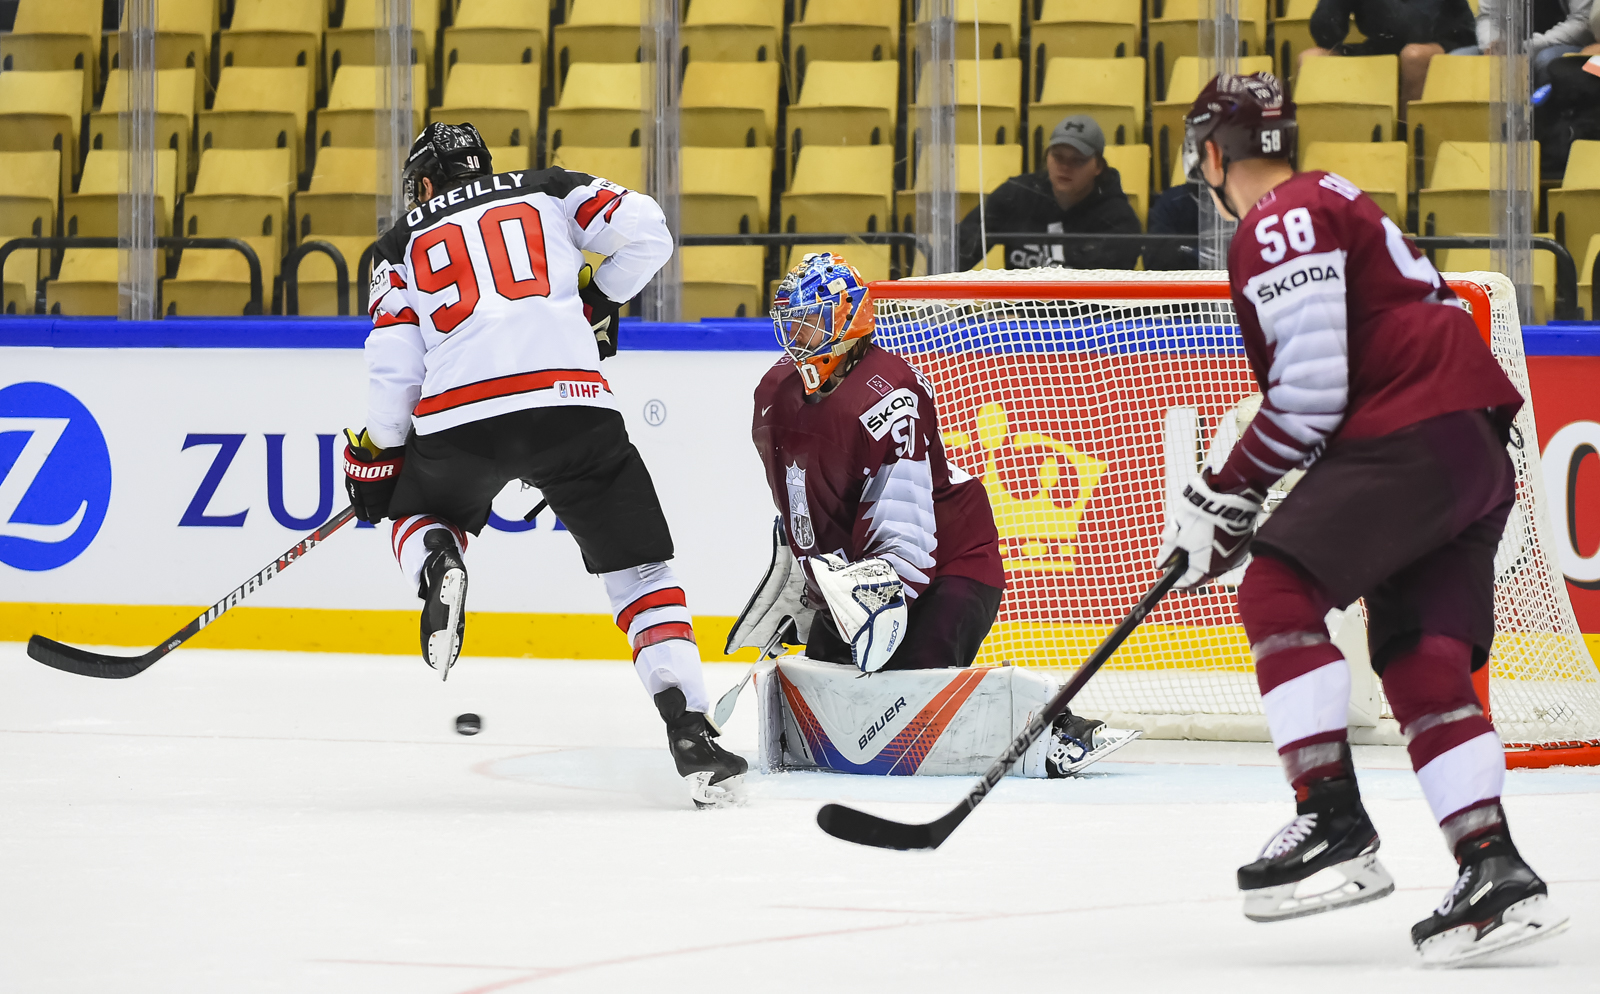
[852,348,929,441]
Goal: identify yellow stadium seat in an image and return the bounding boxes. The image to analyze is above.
[681,146,774,234]
[442,0,546,78]
[3,234,44,313]
[44,248,119,315]
[1438,245,1556,324]
[64,148,179,237]
[681,0,783,63]
[786,0,898,96]
[1104,143,1151,226]
[1269,0,1346,86]
[1301,141,1408,226]
[163,235,277,316]
[488,146,531,172]
[90,68,197,190]
[0,0,102,113]
[319,64,428,147]
[897,143,1026,232]
[787,61,898,176]
[915,59,1022,146]
[1406,55,1492,190]
[681,245,766,319]
[289,233,374,315]
[681,61,780,148]
[325,0,438,97]
[108,0,216,114]
[0,70,83,192]
[1548,141,1600,269]
[181,148,297,273]
[197,67,315,179]
[923,0,1021,60]
[295,147,379,241]
[782,243,892,283]
[432,63,542,150]
[784,145,894,233]
[220,0,322,95]
[1419,140,1541,236]
[1030,0,1142,62]
[546,63,644,154]
[1147,0,1267,100]
[0,150,61,243]
[554,2,643,83]
[1150,55,1273,189]
[1580,233,1598,321]
[550,146,644,190]
[1032,57,1144,155]
[1294,55,1398,148]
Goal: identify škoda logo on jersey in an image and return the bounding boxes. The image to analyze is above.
[859,388,918,440]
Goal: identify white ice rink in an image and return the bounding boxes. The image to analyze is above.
[2,645,1596,993]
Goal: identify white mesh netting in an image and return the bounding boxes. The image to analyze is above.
[872,268,1600,750]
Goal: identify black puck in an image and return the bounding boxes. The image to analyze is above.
[455,713,481,736]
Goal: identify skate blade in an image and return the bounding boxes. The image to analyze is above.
[1243,853,1396,922]
[1059,728,1143,775]
[1418,894,1572,967]
[686,771,745,810]
[427,568,467,682]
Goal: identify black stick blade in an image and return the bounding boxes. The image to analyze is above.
[816,803,957,851]
[27,636,156,679]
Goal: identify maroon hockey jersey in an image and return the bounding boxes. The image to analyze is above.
[752,344,1004,602]
[1210,170,1525,495]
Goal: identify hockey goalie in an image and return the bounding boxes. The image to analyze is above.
[726,252,1139,778]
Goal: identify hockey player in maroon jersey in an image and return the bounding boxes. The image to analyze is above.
[340,123,745,807]
[1159,74,1568,962]
[733,253,1129,776]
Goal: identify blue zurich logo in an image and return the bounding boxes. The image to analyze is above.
[0,382,112,571]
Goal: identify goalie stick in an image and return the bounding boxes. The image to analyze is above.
[815,551,1187,851]
[26,506,359,679]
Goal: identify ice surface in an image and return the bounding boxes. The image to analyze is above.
[1,645,1595,993]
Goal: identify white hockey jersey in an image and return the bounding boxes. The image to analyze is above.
[362,168,673,448]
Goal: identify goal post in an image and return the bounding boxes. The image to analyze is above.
[868,269,1600,768]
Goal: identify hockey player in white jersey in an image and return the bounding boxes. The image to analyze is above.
[340,123,745,807]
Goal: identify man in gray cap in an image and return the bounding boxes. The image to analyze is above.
[956,114,1141,271]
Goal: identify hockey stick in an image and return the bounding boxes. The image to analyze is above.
[711,625,789,728]
[26,506,360,679]
[815,551,1187,851]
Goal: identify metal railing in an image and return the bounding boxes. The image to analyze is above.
[0,236,265,316]
[282,240,351,317]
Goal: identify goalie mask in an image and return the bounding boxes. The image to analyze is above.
[770,253,873,394]
[402,122,493,210]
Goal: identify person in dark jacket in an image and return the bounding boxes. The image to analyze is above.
[1144,175,1200,270]
[1300,0,1477,108]
[956,115,1142,272]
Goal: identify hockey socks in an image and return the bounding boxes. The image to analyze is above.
[603,562,711,714]
[655,687,747,809]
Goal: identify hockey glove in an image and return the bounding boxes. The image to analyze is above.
[1157,474,1263,588]
[578,263,621,359]
[342,427,405,524]
[811,553,908,673]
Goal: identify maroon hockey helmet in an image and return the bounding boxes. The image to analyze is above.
[1183,73,1295,215]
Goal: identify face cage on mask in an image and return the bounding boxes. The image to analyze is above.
[773,305,848,392]
[1184,133,1247,222]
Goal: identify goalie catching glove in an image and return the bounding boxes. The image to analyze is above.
[1157,474,1263,588]
[343,428,404,523]
[811,553,908,673]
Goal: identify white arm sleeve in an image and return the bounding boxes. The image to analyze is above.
[1533,0,1593,50]
[363,258,425,450]
[553,174,673,302]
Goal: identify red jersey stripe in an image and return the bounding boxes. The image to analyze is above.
[412,369,612,418]
[575,188,623,228]
[374,307,420,329]
[617,587,687,633]
[632,621,696,660]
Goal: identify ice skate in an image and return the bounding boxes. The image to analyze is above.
[1238,778,1394,922]
[655,687,748,808]
[1045,712,1141,777]
[418,529,467,681]
[1413,835,1569,966]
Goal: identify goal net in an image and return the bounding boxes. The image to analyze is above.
[869,268,1600,766]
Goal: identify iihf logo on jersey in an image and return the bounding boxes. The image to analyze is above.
[785,462,814,549]
[0,382,113,571]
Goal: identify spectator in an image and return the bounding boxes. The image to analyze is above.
[1300,0,1477,110]
[956,115,1141,272]
[1590,2,1600,52]
[1144,174,1200,271]
[1458,0,1594,86]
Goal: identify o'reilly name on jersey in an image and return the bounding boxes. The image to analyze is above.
[404,172,529,226]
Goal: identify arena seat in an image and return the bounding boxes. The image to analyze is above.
[680,61,780,148]
[44,248,119,315]
[680,146,774,234]
[198,67,315,179]
[162,235,278,315]
[546,63,644,154]
[1150,55,1272,188]
[320,65,428,148]
[931,0,1020,61]
[1581,234,1599,320]
[431,63,542,150]
[1294,55,1399,147]
[1548,141,1600,269]
[292,233,374,315]
[0,150,62,243]
[1301,141,1408,226]
[107,0,214,114]
[784,145,894,233]
[1438,245,1556,324]
[91,68,197,190]
[1147,0,1265,101]
[325,0,437,98]
[2,238,44,313]
[1030,0,1142,62]
[1406,55,1492,190]
[1270,0,1351,87]
[0,70,85,193]
[1103,143,1151,226]
[487,146,531,172]
[295,147,379,241]
[1419,140,1541,236]
[553,2,643,84]
[786,60,898,177]
[64,148,179,237]
[680,0,784,63]
[1031,57,1145,153]
[442,0,547,77]
[220,0,323,82]
[786,0,898,95]
[915,59,1021,146]
[681,245,766,319]
[0,0,103,113]
[550,146,643,190]
[181,148,296,274]
[896,143,1026,233]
